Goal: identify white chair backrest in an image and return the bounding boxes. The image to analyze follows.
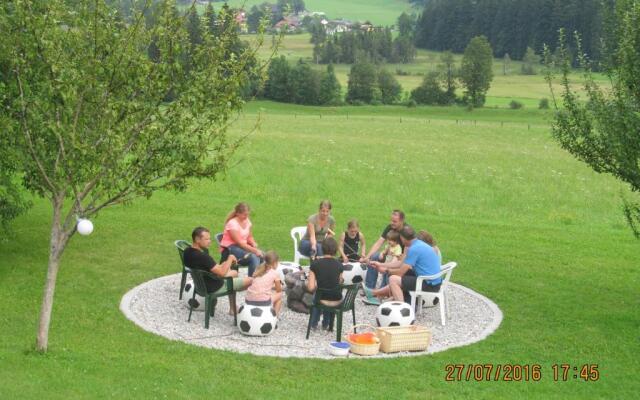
[291,226,306,244]
[290,226,308,264]
[440,261,457,286]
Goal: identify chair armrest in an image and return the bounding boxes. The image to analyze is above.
[415,271,445,289]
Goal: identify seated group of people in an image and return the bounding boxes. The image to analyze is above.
[183,201,443,330]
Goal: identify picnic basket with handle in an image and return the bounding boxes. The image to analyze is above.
[376,325,431,353]
[345,324,380,356]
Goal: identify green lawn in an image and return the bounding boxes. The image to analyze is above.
[1,101,638,398]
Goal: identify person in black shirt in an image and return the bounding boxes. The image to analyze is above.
[361,210,410,290]
[306,237,344,331]
[338,219,366,263]
[183,227,252,314]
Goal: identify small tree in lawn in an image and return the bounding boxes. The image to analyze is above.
[0,0,267,351]
[460,35,494,107]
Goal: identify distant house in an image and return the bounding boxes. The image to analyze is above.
[323,19,353,35]
[274,15,302,32]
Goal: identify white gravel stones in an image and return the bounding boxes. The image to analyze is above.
[120,273,502,359]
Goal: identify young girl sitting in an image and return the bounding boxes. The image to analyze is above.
[338,219,366,263]
[380,230,402,263]
[244,250,283,315]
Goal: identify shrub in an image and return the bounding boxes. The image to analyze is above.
[539,98,550,109]
[509,100,524,109]
[406,99,417,108]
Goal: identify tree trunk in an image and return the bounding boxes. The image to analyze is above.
[36,197,69,352]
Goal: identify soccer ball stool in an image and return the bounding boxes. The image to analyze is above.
[376,301,415,327]
[237,303,278,336]
[342,262,366,285]
[183,279,204,311]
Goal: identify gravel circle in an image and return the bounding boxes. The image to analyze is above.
[120,273,502,359]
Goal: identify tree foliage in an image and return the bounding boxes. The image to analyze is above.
[0,0,267,351]
[377,69,402,105]
[313,27,415,64]
[545,2,640,237]
[346,60,379,104]
[318,64,342,105]
[521,46,540,75]
[410,72,449,105]
[460,35,493,107]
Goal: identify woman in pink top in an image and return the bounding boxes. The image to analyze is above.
[220,202,263,276]
[245,251,283,314]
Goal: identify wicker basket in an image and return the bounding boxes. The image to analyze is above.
[345,324,380,356]
[376,325,432,353]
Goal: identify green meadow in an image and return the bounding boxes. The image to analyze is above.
[1,100,638,398]
[198,0,415,26]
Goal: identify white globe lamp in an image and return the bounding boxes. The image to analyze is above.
[77,218,94,236]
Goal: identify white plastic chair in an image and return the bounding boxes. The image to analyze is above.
[290,226,309,265]
[409,261,457,326]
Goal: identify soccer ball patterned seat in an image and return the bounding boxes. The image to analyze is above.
[342,262,366,285]
[237,303,278,336]
[375,301,415,327]
[183,279,204,311]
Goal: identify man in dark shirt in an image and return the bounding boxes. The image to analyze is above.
[183,227,252,314]
[361,209,410,290]
[306,237,344,330]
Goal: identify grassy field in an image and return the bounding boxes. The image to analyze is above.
[1,101,638,399]
[197,0,414,26]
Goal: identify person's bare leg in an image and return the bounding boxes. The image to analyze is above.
[242,277,252,289]
[273,292,283,315]
[372,286,391,299]
[389,275,404,301]
[229,292,237,315]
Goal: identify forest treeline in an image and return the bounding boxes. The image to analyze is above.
[415,0,605,61]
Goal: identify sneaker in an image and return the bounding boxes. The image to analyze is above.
[361,283,381,305]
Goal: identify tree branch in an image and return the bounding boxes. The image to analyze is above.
[15,66,58,195]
